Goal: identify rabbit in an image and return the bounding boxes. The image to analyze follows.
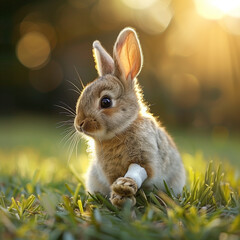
[74,27,186,207]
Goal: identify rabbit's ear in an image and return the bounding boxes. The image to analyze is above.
[113,28,143,83]
[93,40,114,76]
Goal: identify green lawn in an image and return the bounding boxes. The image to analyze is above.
[0,115,240,240]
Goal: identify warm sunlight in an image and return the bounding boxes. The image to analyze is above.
[121,0,157,10]
[2,0,240,239]
[194,0,240,20]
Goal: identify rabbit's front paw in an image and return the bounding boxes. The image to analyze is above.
[110,192,136,207]
[110,177,138,207]
[111,177,138,196]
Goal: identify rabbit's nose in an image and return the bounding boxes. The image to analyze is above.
[79,120,85,130]
[74,117,84,132]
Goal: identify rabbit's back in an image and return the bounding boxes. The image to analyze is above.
[129,114,185,194]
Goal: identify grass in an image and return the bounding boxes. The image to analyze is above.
[0,115,240,240]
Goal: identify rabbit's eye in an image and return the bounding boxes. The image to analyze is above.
[100,96,112,108]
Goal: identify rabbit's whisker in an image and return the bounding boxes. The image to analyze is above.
[74,65,85,89]
[67,132,79,164]
[60,129,76,146]
[68,88,82,95]
[67,80,82,94]
[55,104,76,116]
[67,132,77,162]
[56,120,74,128]
[75,134,81,160]
[60,126,75,136]
[58,101,76,113]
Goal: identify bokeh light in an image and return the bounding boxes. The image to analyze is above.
[16,31,51,69]
[134,1,172,35]
[20,20,57,49]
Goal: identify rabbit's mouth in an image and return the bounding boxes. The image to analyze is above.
[74,117,102,136]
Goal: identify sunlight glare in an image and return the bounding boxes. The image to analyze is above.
[135,4,172,35]
[194,0,240,20]
[121,0,157,10]
[221,16,240,35]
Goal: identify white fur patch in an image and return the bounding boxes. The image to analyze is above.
[124,164,147,188]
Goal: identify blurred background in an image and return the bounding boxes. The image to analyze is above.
[1,0,240,172]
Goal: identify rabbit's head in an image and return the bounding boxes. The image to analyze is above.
[74,28,144,140]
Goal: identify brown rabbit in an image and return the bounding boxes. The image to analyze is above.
[74,27,185,207]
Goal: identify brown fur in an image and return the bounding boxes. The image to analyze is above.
[102,107,119,117]
[74,28,185,207]
[95,114,153,184]
[82,118,101,133]
[75,113,101,134]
